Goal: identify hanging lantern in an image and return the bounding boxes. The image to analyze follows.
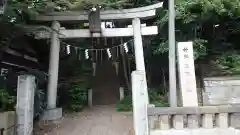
[123,42,129,53]
[85,49,89,59]
[107,48,111,58]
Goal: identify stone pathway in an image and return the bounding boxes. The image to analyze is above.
[35,106,133,135]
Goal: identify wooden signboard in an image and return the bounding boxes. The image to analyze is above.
[88,6,101,33]
[177,42,198,107]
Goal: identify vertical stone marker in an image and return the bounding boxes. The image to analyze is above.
[177,42,198,107]
[16,75,36,135]
[132,71,149,135]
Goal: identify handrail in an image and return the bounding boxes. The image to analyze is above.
[148,105,240,116]
[0,124,16,135]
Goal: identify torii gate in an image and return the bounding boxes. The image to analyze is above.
[32,2,163,135]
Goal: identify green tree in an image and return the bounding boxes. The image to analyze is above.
[153,0,240,75]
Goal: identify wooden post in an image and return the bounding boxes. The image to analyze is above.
[114,62,119,75]
[88,6,101,33]
[93,62,96,76]
[119,87,124,100]
[47,21,60,109]
[88,89,92,107]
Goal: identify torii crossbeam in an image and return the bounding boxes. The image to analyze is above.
[35,26,158,38]
[33,2,163,39]
[32,2,163,21]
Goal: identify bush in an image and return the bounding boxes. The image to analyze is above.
[0,88,16,112]
[148,89,169,107]
[116,95,132,112]
[58,61,92,112]
[34,89,46,118]
[116,87,169,112]
[67,84,88,112]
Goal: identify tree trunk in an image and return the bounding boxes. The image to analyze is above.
[127,57,131,85]
[161,68,167,94]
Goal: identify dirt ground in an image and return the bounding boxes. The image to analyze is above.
[34,106,133,135]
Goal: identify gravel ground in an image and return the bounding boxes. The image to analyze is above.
[34,106,133,135]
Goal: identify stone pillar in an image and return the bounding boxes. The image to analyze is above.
[16,75,36,135]
[131,71,149,135]
[88,89,92,107]
[42,21,62,121]
[132,18,146,71]
[132,18,149,135]
[119,87,124,100]
[177,42,198,107]
[47,21,60,109]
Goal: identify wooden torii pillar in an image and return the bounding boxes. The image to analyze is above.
[32,3,162,134]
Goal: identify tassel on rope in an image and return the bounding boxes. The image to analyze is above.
[107,48,112,58]
[96,50,98,62]
[75,47,78,59]
[116,46,119,58]
[123,42,128,53]
[75,47,78,54]
[100,50,103,62]
[66,45,71,54]
[85,49,89,59]
[93,62,96,76]
[114,62,119,75]
[78,49,81,60]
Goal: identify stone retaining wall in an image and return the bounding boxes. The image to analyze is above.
[0,111,15,135]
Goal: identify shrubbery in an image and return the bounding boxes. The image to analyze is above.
[67,84,88,112]
[0,88,16,112]
[116,87,169,112]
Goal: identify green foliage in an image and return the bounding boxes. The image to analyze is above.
[157,0,240,26]
[116,88,169,112]
[148,89,169,107]
[116,95,132,112]
[153,38,207,59]
[193,39,208,59]
[154,0,240,58]
[215,52,240,74]
[0,88,16,112]
[151,0,240,76]
[68,84,88,112]
[34,89,46,118]
[58,60,92,112]
[18,69,48,118]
